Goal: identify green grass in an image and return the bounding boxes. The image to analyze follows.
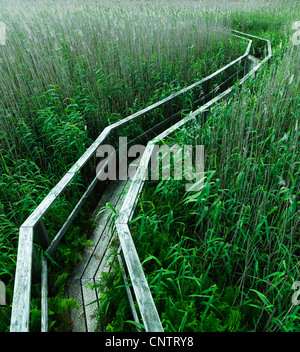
[0,0,248,331]
[92,1,300,332]
[0,0,299,331]
[98,45,300,332]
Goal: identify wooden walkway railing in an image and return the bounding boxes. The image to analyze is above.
[10,30,271,332]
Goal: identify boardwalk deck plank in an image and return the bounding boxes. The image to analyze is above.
[67,180,131,331]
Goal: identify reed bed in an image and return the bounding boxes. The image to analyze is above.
[92,0,300,332]
[0,0,247,331]
[0,0,299,331]
[97,45,300,332]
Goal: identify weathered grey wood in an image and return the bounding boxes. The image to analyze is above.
[115,223,164,332]
[116,145,154,225]
[113,89,235,332]
[10,227,34,332]
[79,182,127,332]
[81,278,99,332]
[0,280,6,306]
[117,249,141,331]
[41,256,48,332]
[82,181,128,280]
[68,278,86,332]
[69,181,127,281]
[94,238,116,281]
[81,225,115,281]
[66,180,128,331]
[71,226,108,282]
[69,182,119,280]
[79,247,118,333]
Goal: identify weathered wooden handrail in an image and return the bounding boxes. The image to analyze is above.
[10,32,253,332]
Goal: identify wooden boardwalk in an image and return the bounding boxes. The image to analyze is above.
[10,30,272,332]
[65,180,130,332]
[62,53,263,332]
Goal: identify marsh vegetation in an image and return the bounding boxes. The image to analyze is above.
[0,0,299,332]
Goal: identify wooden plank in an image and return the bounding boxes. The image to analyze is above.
[81,278,99,332]
[67,181,128,332]
[41,256,48,332]
[116,145,154,225]
[67,278,86,332]
[115,223,163,332]
[10,227,34,332]
[0,281,6,306]
[81,225,114,280]
[117,248,141,330]
[70,224,107,281]
[93,241,118,332]
[82,181,128,280]
[94,239,116,281]
[69,182,119,280]
[70,180,126,280]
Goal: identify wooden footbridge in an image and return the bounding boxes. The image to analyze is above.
[10,31,272,332]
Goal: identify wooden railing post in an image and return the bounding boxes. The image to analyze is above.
[10,227,34,332]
